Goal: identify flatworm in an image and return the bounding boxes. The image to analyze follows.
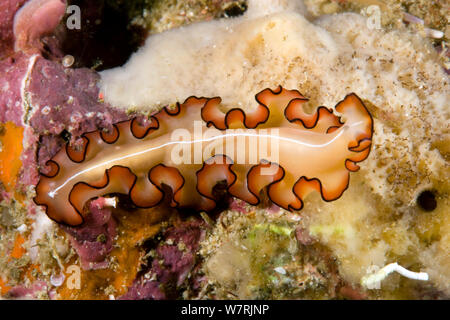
[34,86,373,226]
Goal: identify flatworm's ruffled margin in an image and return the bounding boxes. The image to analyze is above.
[34,86,373,226]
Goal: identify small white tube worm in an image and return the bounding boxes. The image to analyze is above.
[403,12,444,39]
[361,262,429,289]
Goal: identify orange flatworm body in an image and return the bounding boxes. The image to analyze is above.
[34,87,373,226]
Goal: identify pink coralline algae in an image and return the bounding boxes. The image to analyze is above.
[0,0,27,58]
[62,198,117,270]
[13,0,66,53]
[121,219,205,300]
[0,0,127,275]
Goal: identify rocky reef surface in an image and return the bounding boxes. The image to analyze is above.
[0,0,448,300]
